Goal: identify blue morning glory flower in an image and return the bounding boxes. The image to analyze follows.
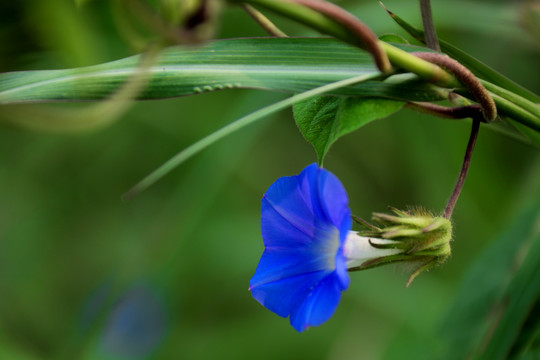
[249,165,454,331]
[249,164,401,332]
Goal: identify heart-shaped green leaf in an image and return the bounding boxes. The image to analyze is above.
[294,96,404,164]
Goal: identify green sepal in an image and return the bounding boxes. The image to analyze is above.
[356,207,452,285]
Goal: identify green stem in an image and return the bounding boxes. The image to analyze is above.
[230,0,540,134]
[241,4,288,37]
[231,0,459,87]
[481,80,540,120]
[292,0,390,71]
[489,93,540,132]
[232,0,354,41]
[381,42,459,87]
[412,51,497,122]
[384,5,540,103]
[124,73,379,198]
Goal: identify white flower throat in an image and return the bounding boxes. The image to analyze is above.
[343,231,401,269]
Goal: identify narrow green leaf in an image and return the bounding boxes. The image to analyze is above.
[517,347,540,360]
[0,46,159,133]
[507,300,540,359]
[1,36,537,145]
[385,9,540,103]
[479,222,540,360]
[384,9,540,146]
[294,96,404,164]
[125,74,378,198]
[0,38,447,105]
[512,121,540,149]
[436,202,540,360]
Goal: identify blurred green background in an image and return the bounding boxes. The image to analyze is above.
[1,0,539,359]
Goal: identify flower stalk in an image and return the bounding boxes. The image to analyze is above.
[444,118,480,219]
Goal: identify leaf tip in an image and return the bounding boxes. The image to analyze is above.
[121,187,138,202]
[378,1,394,17]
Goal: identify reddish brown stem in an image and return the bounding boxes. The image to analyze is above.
[406,102,482,120]
[419,0,440,51]
[289,0,391,72]
[412,52,497,122]
[444,118,480,219]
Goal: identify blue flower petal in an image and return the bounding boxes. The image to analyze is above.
[249,245,335,289]
[250,270,330,318]
[290,273,343,332]
[250,164,352,332]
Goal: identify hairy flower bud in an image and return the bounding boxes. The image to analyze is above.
[354,207,452,286]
